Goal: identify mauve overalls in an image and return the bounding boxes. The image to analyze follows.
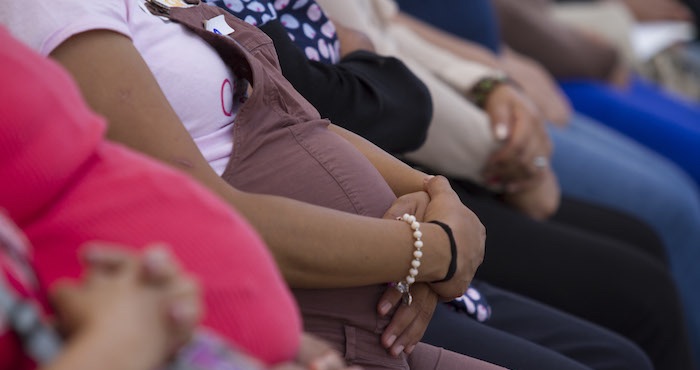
[159,4,501,369]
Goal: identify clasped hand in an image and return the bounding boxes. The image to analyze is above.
[378,176,485,357]
[482,83,552,191]
[51,243,202,370]
[481,82,561,219]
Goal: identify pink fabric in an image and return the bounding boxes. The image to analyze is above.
[0,27,301,366]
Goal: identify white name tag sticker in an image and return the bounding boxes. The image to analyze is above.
[205,15,235,36]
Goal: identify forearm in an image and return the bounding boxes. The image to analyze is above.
[152,136,448,288]
[49,30,450,289]
[127,99,449,289]
[328,124,428,196]
[232,190,450,288]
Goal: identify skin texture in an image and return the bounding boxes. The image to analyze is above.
[378,183,483,358]
[377,190,437,357]
[482,84,552,183]
[375,178,488,357]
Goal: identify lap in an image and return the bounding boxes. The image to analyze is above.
[425,282,653,370]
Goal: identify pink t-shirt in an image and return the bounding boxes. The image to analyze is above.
[0,0,244,175]
[0,27,300,367]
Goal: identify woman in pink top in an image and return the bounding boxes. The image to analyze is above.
[0,26,367,370]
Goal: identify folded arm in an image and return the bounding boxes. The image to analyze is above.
[259,19,432,154]
[49,29,457,289]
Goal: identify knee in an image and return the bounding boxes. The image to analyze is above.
[628,264,689,345]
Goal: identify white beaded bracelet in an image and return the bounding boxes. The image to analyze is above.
[394,213,423,306]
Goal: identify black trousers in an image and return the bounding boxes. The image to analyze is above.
[433,183,694,370]
[427,282,653,370]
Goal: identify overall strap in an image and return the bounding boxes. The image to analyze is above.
[146,0,260,83]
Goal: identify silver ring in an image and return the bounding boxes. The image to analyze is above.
[533,156,548,169]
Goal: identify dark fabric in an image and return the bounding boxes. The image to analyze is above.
[259,19,432,154]
[444,285,492,322]
[549,197,668,263]
[680,0,700,40]
[451,179,669,263]
[397,0,502,54]
[449,183,695,370]
[427,282,654,370]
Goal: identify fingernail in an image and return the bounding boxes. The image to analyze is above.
[423,175,435,184]
[82,248,103,263]
[379,301,392,316]
[391,345,405,357]
[170,302,196,324]
[495,123,509,141]
[144,247,169,273]
[386,334,397,347]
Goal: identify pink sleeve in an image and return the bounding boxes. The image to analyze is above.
[0,28,302,365]
[0,0,130,55]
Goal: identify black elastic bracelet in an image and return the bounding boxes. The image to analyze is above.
[428,220,457,283]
